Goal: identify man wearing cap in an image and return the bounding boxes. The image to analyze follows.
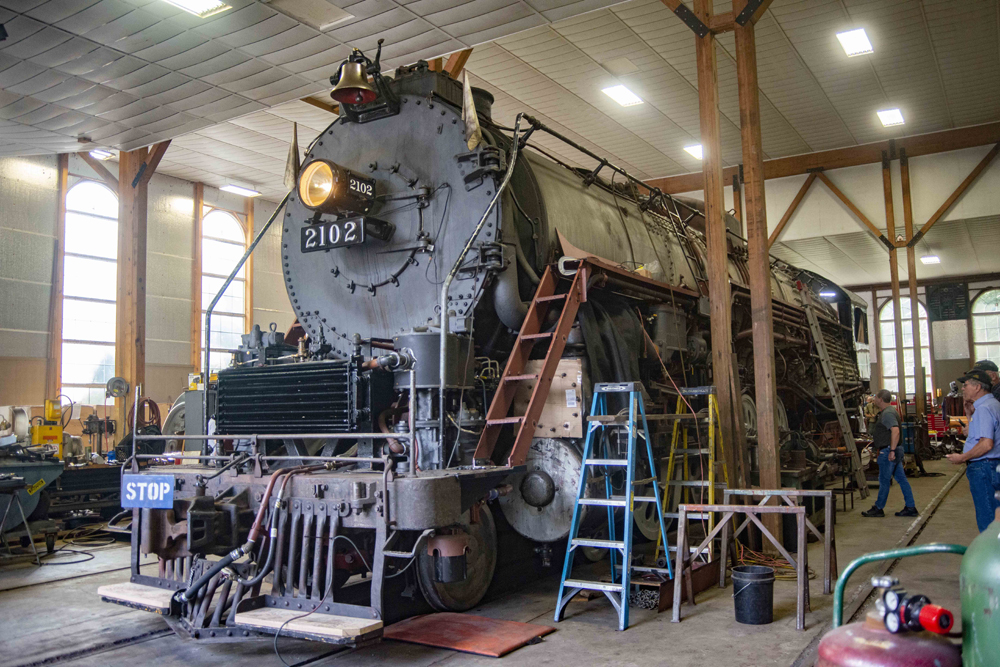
[971,360,1000,403]
[862,389,918,518]
[945,368,1000,532]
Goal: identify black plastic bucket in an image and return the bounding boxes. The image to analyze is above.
[732,565,775,625]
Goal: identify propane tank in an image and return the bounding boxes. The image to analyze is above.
[960,505,1000,666]
[817,610,960,667]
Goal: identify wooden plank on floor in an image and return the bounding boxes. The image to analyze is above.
[235,608,383,638]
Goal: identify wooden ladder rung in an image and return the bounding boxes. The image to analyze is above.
[487,416,525,426]
[504,374,539,382]
[535,294,567,303]
[520,332,553,340]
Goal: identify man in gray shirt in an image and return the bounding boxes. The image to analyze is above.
[862,389,918,518]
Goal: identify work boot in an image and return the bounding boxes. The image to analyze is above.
[895,506,919,517]
[861,505,885,517]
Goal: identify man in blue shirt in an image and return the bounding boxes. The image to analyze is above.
[946,369,1000,532]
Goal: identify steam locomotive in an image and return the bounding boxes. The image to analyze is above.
[102,47,869,644]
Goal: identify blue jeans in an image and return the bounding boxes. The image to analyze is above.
[965,458,1000,532]
[875,448,915,510]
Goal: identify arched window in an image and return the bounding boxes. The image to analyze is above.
[879,298,932,395]
[972,289,1000,362]
[61,181,118,404]
[201,209,247,372]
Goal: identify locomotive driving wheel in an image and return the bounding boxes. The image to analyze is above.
[416,507,497,611]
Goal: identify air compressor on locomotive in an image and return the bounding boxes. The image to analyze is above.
[100,42,870,644]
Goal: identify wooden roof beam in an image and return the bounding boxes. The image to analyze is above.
[646,121,1000,194]
[909,142,1000,247]
[710,12,734,32]
[735,0,773,26]
[444,49,473,79]
[301,97,339,115]
[767,171,815,249]
[77,151,119,191]
[814,171,894,251]
[140,140,170,186]
[659,0,710,37]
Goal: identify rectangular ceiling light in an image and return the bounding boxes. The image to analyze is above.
[836,28,873,57]
[89,149,113,160]
[920,255,941,265]
[684,144,703,160]
[221,184,260,197]
[159,0,231,18]
[602,85,643,107]
[267,0,352,31]
[819,291,837,298]
[877,108,905,127]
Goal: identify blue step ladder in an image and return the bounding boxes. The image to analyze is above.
[553,382,672,631]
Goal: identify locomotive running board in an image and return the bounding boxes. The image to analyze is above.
[98,582,176,614]
[474,264,586,468]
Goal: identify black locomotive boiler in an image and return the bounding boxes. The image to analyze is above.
[101,46,869,645]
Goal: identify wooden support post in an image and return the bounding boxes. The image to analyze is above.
[871,289,882,389]
[899,152,924,417]
[428,57,443,72]
[113,141,169,432]
[46,154,68,400]
[191,183,204,373]
[768,172,816,249]
[731,172,743,232]
[735,0,780,540]
[694,0,737,489]
[114,148,148,433]
[244,196,254,332]
[882,154,907,410]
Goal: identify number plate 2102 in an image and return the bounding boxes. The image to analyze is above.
[301,219,365,253]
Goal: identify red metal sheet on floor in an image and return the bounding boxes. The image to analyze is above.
[383,612,555,657]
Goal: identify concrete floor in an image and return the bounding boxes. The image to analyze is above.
[0,459,978,667]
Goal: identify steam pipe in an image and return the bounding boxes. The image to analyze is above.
[437,114,524,455]
[178,465,322,602]
[203,193,290,439]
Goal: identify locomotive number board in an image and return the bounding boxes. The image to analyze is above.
[301,218,365,253]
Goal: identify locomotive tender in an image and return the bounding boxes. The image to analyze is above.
[101,48,868,644]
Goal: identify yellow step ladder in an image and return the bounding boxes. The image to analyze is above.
[654,385,729,565]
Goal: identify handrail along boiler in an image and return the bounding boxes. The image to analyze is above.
[104,42,870,644]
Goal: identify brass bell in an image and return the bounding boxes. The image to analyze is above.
[331,60,377,105]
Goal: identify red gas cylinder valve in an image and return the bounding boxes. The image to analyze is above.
[917,603,954,634]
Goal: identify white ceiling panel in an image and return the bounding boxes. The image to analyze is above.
[0,0,630,156]
[0,0,992,250]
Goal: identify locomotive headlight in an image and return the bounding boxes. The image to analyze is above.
[297,159,376,216]
[299,161,335,208]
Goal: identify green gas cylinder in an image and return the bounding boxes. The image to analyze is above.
[961,510,1000,666]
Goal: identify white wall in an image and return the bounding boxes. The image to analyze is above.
[0,154,292,405]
